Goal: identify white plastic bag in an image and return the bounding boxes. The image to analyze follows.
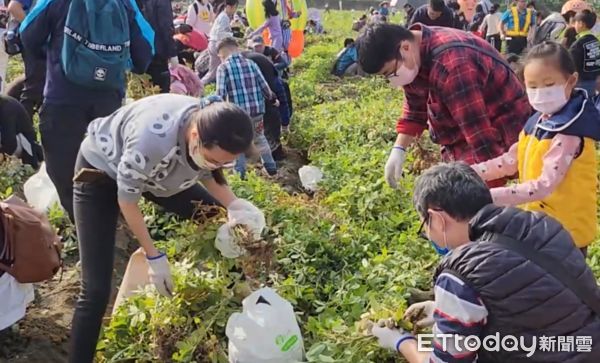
[215,199,266,258]
[227,288,304,363]
[23,163,61,213]
[298,166,323,192]
[0,273,34,330]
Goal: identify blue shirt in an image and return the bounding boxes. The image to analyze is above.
[501,8,536,34]
[335,46,357,74]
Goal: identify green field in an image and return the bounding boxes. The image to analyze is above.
[3,10,599,363]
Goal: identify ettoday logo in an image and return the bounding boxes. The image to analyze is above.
[417,334,593,356]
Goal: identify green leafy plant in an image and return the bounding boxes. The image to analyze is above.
[95,9,600,363]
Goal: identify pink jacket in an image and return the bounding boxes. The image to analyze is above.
[170,64,203,97]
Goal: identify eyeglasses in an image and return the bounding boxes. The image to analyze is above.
[416,208,442,239]
[384,46,402,79]
[385,57,401,79]
[198,141,236,169]
[416,212,430,239]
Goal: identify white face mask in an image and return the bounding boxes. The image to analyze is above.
[526,85,569,115]
[188,140,220,170]
[388,50,419,88]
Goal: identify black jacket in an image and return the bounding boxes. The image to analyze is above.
[138,0,177,60]
[242,51,278,90]
[569,33,600,81]
[435,205,600,362]
[0,95,43,168]
[410,4,454,28]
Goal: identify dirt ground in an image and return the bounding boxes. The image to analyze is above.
[270,146,308,194]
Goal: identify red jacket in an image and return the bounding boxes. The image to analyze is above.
[174,30,208,52]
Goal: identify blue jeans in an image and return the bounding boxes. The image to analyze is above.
[235,115,276,178]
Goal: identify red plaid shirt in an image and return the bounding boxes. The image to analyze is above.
[398,25,532,165]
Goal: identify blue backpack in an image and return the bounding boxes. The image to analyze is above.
[61,0,130,90]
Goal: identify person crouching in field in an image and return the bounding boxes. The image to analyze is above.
[69,95,264,363]
[356,23,531,190]
[369,162,600,362]
[0,94,43,168]
[332,38,365,77]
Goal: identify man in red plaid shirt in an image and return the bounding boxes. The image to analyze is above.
[356,23,532,188]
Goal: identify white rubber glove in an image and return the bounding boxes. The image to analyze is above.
[372,325,415,352]
[215,199,266,258]
[227,199,266,238]
[146,253,174,297]
[169,56,179,67]
[404,300,435,328]
[384,146,406,189]
[215,224,247,258]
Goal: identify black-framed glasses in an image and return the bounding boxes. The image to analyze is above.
[417,208,443,239]
[386,57,400,79]
[416,212,429,239]
[385,46,403,79]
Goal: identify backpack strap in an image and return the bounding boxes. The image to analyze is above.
[193,1,199,15]
[490,233,600,316]
[430,41,515,76]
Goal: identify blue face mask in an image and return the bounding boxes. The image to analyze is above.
[429,240,449,256]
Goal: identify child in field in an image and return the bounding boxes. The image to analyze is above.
[169,64,203,97]
[248,0,284,51]
[216,38,278,178]
[472,41,600,255]
[569,10,600,95]
[332,38,364,77]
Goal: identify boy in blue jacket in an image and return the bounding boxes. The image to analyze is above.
[19,0,154,221]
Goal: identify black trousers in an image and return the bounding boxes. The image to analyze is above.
[69,154,220,363]
[0,97,43,169]
[20,48,46,119]
[283,79,293,118]
[486,34,502,52]
[146,58,170,94]
[264,103,282,153]
[506,36,528,56]
[39,99,121,221]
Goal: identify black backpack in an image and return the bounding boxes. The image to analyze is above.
[532,19,566,46]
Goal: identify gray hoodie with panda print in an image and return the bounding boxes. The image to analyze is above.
[80,94,212,203]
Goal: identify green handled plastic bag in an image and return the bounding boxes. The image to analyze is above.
[226,287,305,363]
